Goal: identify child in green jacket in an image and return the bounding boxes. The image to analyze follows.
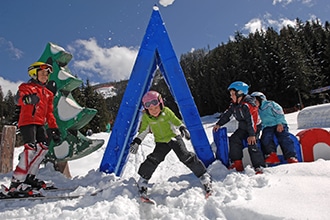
[130,91,212,198]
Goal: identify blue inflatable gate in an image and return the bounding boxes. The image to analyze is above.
[99,6,215,176]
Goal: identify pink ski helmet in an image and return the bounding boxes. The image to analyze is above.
[142,91,164,109]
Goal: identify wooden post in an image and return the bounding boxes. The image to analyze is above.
[54,161,72,179]
[0,125,72,179]
[0,125,16,173]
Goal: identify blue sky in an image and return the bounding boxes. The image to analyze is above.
[1,0,329,95]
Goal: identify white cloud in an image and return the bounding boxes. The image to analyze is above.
[302,0,314,6]
[243,14,297,34]
[272,0,293,5]
[278,18,297,28]
[67,38,138,83]
[159,0,175,7]
[0,76,22,95]
[244,18,264,33]
[0,37,24,60]
[273,0,314,6]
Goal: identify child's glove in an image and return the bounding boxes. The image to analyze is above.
[179,126,191,140]
[129,138,142,154]
[48,128,61,143]
[22,94,40,105]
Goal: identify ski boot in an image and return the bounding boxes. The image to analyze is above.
[228,160,244,172]
[6,181,35,198]
[200,173,213,198]
[137,177,155,204]
[265,152,280,165]
[137,177,149,197]
[287,157,298,163]
[24,174,47,190]
[254,167,264,175]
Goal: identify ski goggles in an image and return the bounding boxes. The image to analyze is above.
[39,64,53,73]
[144,99,160,109]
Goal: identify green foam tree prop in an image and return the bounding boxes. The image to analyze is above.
[37,42,104,161]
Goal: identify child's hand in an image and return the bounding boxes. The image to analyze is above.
[247,136,256,145]
[51,128,61,143]
[22,94,40,105]
[276,124,284,132]
[129,138,142,154]
[213,124,220,132]
[179,126,191,140]
[129,143,139,154]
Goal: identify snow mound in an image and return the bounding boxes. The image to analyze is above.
[297,103,330,129]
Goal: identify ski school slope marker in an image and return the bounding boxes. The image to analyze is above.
[99,6,215,176]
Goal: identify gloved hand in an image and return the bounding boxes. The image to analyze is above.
[129,137,142,154]
[179,125,191,140]
[48,128,61,143]
[22,94,40,105]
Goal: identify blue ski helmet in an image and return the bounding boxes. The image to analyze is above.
[228,81,249,97]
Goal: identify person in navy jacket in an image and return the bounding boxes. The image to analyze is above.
[213,81,265,174]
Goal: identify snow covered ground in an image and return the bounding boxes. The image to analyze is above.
[1,109,330,220]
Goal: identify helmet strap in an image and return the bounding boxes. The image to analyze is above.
[236,95,244,104]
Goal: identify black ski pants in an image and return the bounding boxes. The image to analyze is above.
[138,135,207,180]
[229,128,265,168]
[20,124,47,145]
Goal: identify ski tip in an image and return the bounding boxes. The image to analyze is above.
[140,196,156,205]
[44,186,58,190]
[205,191,213,199]
[1,184,9,191]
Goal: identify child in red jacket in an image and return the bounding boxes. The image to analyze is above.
[8,62,61,196]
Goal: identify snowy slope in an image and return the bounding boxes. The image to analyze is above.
[1,111,330,220]
[95,86,117,99]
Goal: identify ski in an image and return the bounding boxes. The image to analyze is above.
[205,190,212,199]
[88,182,116,196]
[0,189,103,201]
[1,183,60,194]
[90,188,105,196]
[41,186,77,192]
[0,184,105,202]
[0,192,82,201]
[134,179,156,205]
[0,191,107,202]
[140,195,156,205]
[42,185,58,190]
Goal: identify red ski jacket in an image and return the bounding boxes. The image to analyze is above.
[17,80,58,129]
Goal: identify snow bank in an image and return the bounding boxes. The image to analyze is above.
[297,103,330,129]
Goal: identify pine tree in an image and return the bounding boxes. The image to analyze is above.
[0,86,4,131]
[3,90,15,125]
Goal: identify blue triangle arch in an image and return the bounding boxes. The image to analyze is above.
[99,6,215,176]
